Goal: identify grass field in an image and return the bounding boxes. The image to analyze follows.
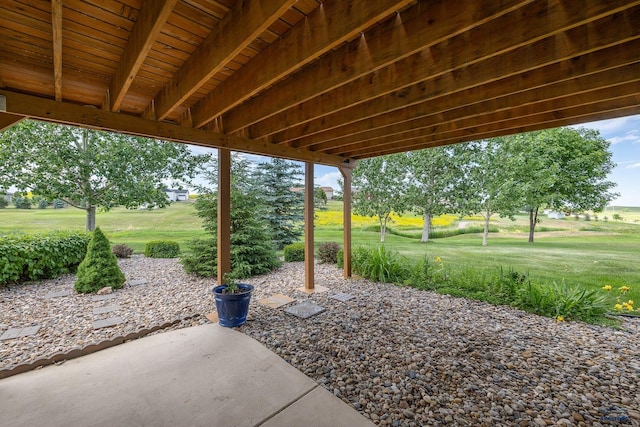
[2,200,639,304]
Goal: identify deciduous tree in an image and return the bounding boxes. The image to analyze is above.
[352,154,407,242]
[0,120,209,231]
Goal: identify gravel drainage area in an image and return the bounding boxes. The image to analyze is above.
[1,257,638,426]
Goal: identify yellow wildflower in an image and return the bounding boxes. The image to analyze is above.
[439,263,445,269]
[602,285,612,292]
[627,299,634,306]
[614,303,623,311]
[435,256,442,263]
[618,286,630,293]
[556,316,564,322]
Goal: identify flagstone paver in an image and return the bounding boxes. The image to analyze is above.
[284,301,326,319]
[92,294,117,302]
[128,279,147,286]
[92,304,121,315]
[92,317,124,329]
[0,325,41,341]
[44,290,71,299]
[258,293,295,309]
[330,292,355,302]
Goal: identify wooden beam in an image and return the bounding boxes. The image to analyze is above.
[51,0,63,101]
[109,0,178,112]
[191,0,414,128]
[344,94,640,158]
[305,162,314,290]
[224,0,533,134]
[154,0,296,121]
[0,89,354,168]
[217,148,231,285]
[322,63,640,154]
[339,167,352,279]
[0,112,23,131]
[340,81,640,156]
[274,4,640,146]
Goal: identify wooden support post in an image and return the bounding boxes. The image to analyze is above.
[217,148,231,285]
[339,166,352,278]
[305,162,315,290]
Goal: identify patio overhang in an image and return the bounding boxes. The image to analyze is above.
[1,0,639,285]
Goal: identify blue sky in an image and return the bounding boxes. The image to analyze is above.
[191,113,640,207]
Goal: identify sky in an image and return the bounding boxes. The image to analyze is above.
[190,114,640,207]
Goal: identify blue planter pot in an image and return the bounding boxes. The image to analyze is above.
[212,283,254,327]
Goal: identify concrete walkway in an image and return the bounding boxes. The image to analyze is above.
[0,324,374,427]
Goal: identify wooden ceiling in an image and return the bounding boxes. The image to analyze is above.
[1,0,639,167]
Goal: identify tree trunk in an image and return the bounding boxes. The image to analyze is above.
[482,213,490,246]
[421,212,432,243]
[86,205,96,231]
[380,216,386,242]
[528,207,539,243]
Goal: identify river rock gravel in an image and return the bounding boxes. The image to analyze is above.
[1,256,638,426]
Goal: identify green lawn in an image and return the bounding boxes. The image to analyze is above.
[2,200,639,303]
[0,202,206,252]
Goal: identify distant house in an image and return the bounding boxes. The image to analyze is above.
[164,188,189,202]
[320,187,334,200]
[547,211,565,219]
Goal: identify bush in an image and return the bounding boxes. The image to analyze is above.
[0,197,8,208]
[112,244,134,258]
[75,227,125,293]
[517,281,610,321]
[37,199,48,209]
[145,240,180,258]
[53,199,65,208]
[181,238,218,277]
[284,243,305,262]
[353,245,407,283]
[14,196,31,209]
[0,232,90,286]
[317,242,340,264]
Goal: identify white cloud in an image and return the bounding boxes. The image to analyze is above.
[608,131,640,145]
[315,171,341,189]
[628,163,640,169]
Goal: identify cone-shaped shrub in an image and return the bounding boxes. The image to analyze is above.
[74,227,125,293]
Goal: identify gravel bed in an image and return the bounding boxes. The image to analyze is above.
[1,257,639,426]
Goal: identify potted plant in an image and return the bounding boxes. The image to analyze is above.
[212,273,254,327]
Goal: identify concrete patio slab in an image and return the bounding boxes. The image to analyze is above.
[261,386,374,427]
[0,323,373,427]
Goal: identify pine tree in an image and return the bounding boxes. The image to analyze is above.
[181,155,281,277]
[256,158,304,249]
[74,227,125,293]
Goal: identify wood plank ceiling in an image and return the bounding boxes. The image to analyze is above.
[1,0,639,167]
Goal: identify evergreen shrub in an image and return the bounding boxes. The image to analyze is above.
[74,227,125,293]
[284,243,305,262]
[145,240,180,258]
